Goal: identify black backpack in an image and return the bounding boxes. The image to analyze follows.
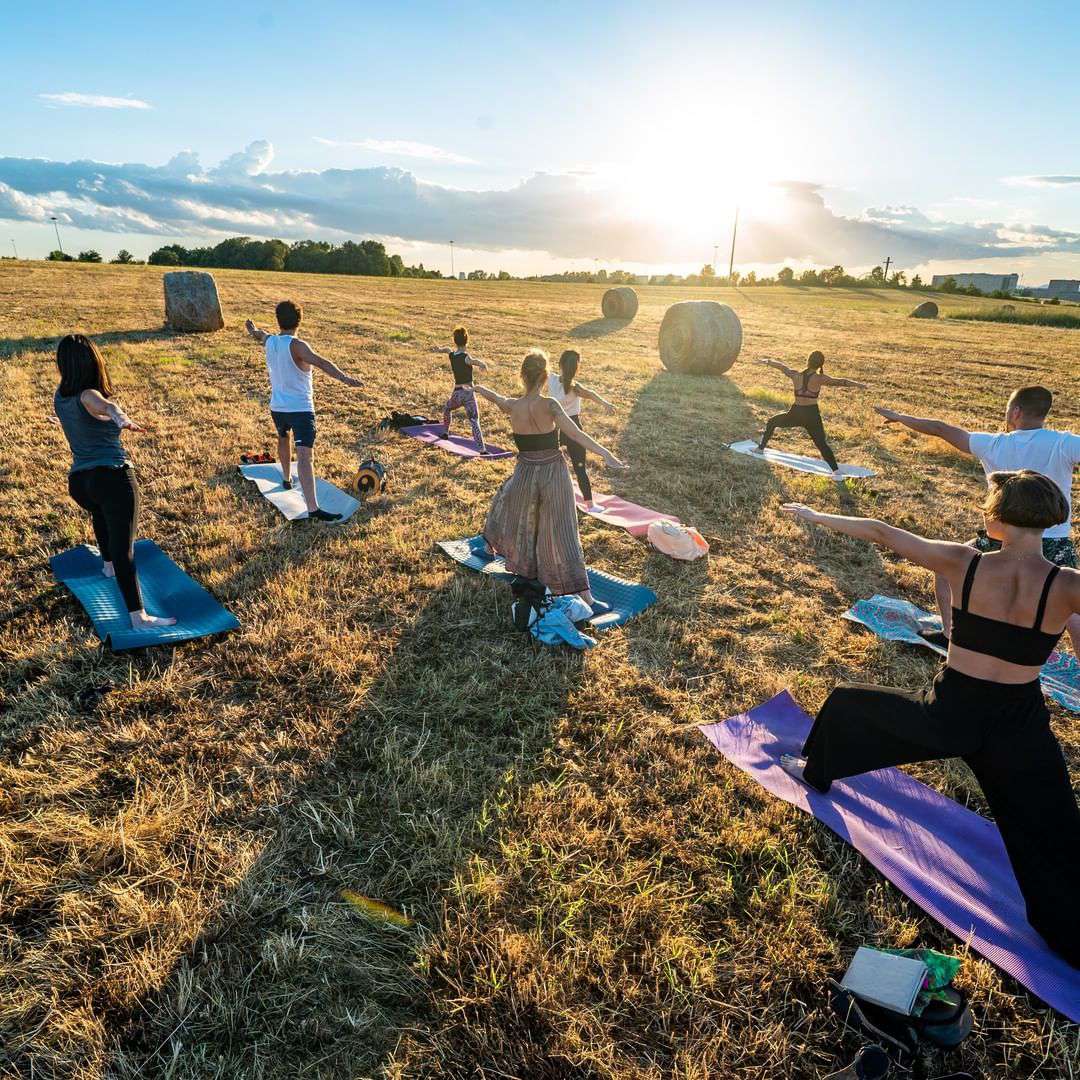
[510,576,549,632]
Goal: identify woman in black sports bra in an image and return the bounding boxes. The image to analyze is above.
[777,470,1080,966]
[756,351,866,478]
[474,350,626,609]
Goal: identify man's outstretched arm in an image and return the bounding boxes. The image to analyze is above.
[875,406,972,454]
[245,319,270,345]
[292,339,361,386]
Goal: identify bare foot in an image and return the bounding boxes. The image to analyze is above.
[130,610,177,630]
[780,753,808,783]
[101,561,115,579]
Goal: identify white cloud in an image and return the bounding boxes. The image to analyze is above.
[39,92,152,110]
[1,143,1079,269]
[314,136,476,165]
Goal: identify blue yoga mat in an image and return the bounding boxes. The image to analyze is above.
[844,594,1080,714]
[437,535,657,630]
[700,691,1080,1022]
[50,540,240,651]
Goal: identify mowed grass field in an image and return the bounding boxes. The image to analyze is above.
[1,261,1078,1080]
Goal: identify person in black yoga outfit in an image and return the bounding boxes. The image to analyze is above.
[53,334,175,631]
[757,351,866,479]
[780,470,1080,966]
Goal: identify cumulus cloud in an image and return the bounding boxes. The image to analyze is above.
[39,92,152,110]
[1005,175,1080,187]
[314,136,477,165]
[1,141,1078,267]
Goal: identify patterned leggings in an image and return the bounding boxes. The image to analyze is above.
[443,386,485,449]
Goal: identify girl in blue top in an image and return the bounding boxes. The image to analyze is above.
[53,334,175,631]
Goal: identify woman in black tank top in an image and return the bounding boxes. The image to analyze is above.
[773,471,1080,966]
[473,350,626,610]
[756,351,866,477]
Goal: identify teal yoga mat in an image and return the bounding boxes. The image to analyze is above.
[437,535,656,629]
[50,540,240,651]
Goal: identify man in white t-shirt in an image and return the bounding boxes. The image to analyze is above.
[877,385,1080,652]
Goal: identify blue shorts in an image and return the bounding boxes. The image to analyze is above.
[271,410,316,448]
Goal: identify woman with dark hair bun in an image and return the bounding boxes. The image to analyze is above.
[53,333,175,631]
[547,348,615,510]
[778,470,1080,966]
[474,350,626,610]
[756,350,866,479]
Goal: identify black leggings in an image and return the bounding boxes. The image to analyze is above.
[802,666,1080,966]
[68,465,142,611]
[760,403,838,471]
[560,416,592,503]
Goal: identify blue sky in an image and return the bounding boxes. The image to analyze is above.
[5,0,1080,281]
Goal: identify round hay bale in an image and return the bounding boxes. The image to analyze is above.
[657,301,742,376]
[910,300,939,319]
[601,286,638,320]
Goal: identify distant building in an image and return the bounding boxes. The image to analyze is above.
[930,272,1019,293]
[458,272,466,280]
[1046,279,1080,299]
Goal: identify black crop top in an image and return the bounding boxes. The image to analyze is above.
[950,552,1064,666]
[449,350,473,385]
[512,430,560,451]
[795,371,820,400]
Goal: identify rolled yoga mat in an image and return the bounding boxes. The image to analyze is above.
[699,691,1080,1023]
[437,535,657,630]
[844,594,1080,714]
[727,439,875,478]
[238,462,360,523]
[50,540,240,651]
[399,424,512,460]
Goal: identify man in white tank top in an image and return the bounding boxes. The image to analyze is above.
[245,299,362,521]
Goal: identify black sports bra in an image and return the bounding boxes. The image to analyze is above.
[512,430,559,451]
[796,371,820,400]
[950,552,1063,666]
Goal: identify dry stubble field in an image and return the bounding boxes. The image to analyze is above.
[0,262,1077,1079]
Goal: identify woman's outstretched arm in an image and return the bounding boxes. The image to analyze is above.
[780,503,968,574]
[79,389,142,431]
[758,358,796,377]
[575,383,615,412]
[472,384,514,413]
[549,400,626,468]
[822,374,868,389]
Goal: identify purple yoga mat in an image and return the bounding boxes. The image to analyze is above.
[699,691,1080,1021]
[399,424,511,459]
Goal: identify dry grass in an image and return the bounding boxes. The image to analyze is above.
[0,263,1077,1079]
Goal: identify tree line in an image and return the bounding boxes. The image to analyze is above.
[144,236,443,278]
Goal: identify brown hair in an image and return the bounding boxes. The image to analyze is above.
[57,333,112,398]
[1008,385,1052,420]
[452,325,468,348]
[559,349,580,395]
[521,349,549,393]
[983,469,1069,530]
[807,350,825,371]
[276,299,302,331]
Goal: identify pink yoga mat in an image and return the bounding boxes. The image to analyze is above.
[699,691,1080,1022]
[574,491,680,538]
[399,424,512,459]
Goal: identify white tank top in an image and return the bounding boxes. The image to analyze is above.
[547,373,581,416]
[266,334,314,412]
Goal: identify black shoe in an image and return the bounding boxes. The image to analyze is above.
[281,479,293,490]
[306,508,342,522]
[823,1045,891,1080]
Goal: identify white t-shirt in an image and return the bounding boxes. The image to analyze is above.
[968,427,1080,539]
[547,373,581,416]
[266,334,314,413]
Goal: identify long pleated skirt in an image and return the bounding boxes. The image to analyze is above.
[483,448,589,597]
[802,666,1080,967]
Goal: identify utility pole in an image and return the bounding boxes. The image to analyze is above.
[10,239,17,260]
[727,206,739,281]
[50,216,64,254]
[449,240,455,279]
[712,242,719,272]
[883,256,892,283]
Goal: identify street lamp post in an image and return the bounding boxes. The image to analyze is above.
[50,216,64,254]
[449,240,455,279]
[727,206,739,282]
[10,239,17,260]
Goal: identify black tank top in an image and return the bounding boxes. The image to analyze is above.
[950,552,1064,666]
[512,430,559,451]
[449,350,473,385]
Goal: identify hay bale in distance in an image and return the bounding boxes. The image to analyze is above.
[601,286,638,320]
[910,300,939,319]
[657,301,742,375]
[164,271,225,332]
